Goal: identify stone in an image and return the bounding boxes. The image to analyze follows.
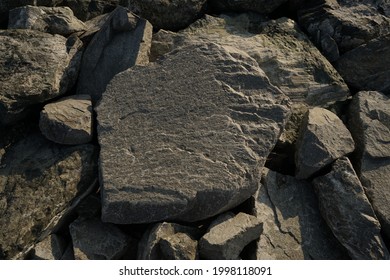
[295,107,355,179]
[199,212,263,260]
[8,5,86,36]
[127,0,207,31]
[348,91,390,240]
[62,0,120,21]
[313,157,389,259]
[335,34,390,94]
[69,217,129,260]
[30,234,66,260]
[39,95,93,145]
[253,168,346,260]
[159,232,198,260]
[96,42,290,224]
[152,14,350,106]
[76,7,152,104]
[209,0,287,14]
[0,133,96,259]
[0,29,83,126]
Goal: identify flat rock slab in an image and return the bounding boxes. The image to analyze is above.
[96,42,290,224]
[313,157,389,260]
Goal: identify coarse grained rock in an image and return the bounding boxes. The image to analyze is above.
[0,133,97,260]
[199,212,263,260]
[152,14,350,106]
[348,91,390,240]
[69,217,129,260]
[8,5,86,36]
[0,29,83,126]
[253,168,346,260]
[96,42,290,224]
[39,95,93,145]
[159,232,198,260]
[76,7,152,104]
[335,34,390,94]
[62,0,120,21]
[30,234,66,260]
[295,107,355,179]
[209,0,288,14]
[313,157,389,259]
[126,0,207,31]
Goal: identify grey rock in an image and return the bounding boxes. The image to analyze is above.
[60,243,75,260]
[96,42,290,224]
[8,5,86,36]
[253,168,346,260]
[313,157,389,259]
[76,7,152,104]
[348,91,390,240]
[335,34,390,94]
[159,232,198,260]
[209,0,287,14]
[199,212,263,260]
[39,95,93,145]
[63,0,120,21]
[69,217,129,260]
[295,107,355,179]
[127,0,207,31]
[0,29,83,126]
[0,133,96,259]
[31,234,66,260]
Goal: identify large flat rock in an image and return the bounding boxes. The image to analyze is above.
[96,42,290,224]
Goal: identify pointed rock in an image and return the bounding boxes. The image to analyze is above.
[159,232,198,260]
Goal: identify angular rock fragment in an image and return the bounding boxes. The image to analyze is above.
[76,7,152,103]
[0,29,83,126]
[159,233,198,260]
[63,0,120,21]
[199,212,263,260]
[253,169,345,260]
[209,0,287,14]
[295,107,355,179]
[39,95,93,145]
[97,42,290,224]
[313,157,389,259]
[30,234,66,260]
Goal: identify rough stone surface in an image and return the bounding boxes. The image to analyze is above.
[0,29,83,126]
[159,232,198,260]
[0,133,96,259]
[30,234,66,260]
[39,95,93,145]
[127,0,207,31]
[348,91,390,240]
[76,7,152,104]
[69,217,129,260]
[199,212,263,260]
[253,168,346,260]
[8,5,86,36]
[209,0,288,14]
[335,34,390,94]
[63,0,120,21]
[97,42,290,224]
[295,107,355,179]
[313,157,389,260]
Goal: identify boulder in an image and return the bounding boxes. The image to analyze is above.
[39,95,93,145]
[348,91,390,240]
[76,7,152,104]
[30,234,66,260]
[96,42,290,224]
[313,157,389,259]
[159,233,198,260]
[295,107,355,179]
[253,168,345,260]
[8,5,86,36]
[199,212,263,260]
[0,133,97,259]
[62,0,120,21]
[209,0,288,14]
[0,29,83,126]
[126,0,207,31]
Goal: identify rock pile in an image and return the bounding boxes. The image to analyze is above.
[0,0,389,260]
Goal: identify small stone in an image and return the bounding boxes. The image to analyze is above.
[159,233,198,260]
[31,234,66,260]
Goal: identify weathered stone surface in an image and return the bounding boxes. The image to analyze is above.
[199,212,263,260]
[295,107,355,179]
[313,157,389,259]
[8,5,86,36]
[0,29,83,126]
[76,7,152,103]
[137,222,200,260]
[30,234,66,260]
[159,232,198,260]
[63,0,120,21]
[152,14,350,106]
[39,95,93,145]
[209,0,287,14]
[96,42,290,224]
[348,91,390,240]
[253,168,346,260]
[69,217,129,260]
[0,133,96,259]
[335,34,390,94]
[127,0,207,31]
